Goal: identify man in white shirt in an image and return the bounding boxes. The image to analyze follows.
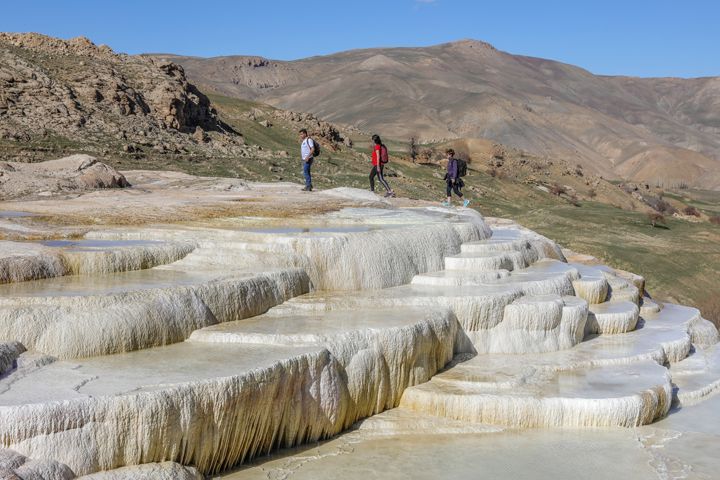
[299,128,314,192]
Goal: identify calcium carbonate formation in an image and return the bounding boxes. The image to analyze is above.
[0,191,718,478]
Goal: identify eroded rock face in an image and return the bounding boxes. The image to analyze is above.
[0,33,244,159]
[0,155,130,199]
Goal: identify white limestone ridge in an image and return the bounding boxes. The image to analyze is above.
[0,202,718,477]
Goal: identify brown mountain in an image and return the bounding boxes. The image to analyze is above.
[155,40,720,189]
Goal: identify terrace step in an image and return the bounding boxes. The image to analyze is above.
[671,343,720,406]
[0,268,309,358]
[0,305,463,476]
[399,360,671,428]
[586,300,640,335]
[570,264,609,304]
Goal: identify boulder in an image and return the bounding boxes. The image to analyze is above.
[0,155,130,199]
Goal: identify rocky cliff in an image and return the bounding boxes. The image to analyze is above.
[0,33,245,161]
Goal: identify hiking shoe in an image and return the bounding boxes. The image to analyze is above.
[384,191,395,198]
[441,201,451,207]
[463,199,471,208]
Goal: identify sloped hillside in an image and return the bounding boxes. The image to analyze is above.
[158,40,720,189]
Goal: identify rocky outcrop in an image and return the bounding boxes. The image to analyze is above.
[0,33,244,160]
[0,155,130,199]
[271,109,348,144]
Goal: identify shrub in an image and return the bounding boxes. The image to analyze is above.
[647,212,666,228]
[645,196,677,215]
[659,199,676,214]
[710,215,720,225]
[568,194,581,207]
[587,188,597,199]
[418,148,434,162]
[683,205,701,217]
[620,184,635,194]
[549,183,567,196]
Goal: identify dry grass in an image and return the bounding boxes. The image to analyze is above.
[697,295,720,329]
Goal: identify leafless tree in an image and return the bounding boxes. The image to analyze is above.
[409,137,418,164]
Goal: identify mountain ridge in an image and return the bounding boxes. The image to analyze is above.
[152,39,720,189]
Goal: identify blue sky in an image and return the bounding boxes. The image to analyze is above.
[2,0,718,77]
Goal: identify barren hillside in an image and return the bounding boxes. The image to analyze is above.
[156,40,720,189]
[0,33,246,162]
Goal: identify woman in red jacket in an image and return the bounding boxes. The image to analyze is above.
[369,134,395,197]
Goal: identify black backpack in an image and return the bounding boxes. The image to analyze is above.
[309,138,321,157]
[456,158,467,177]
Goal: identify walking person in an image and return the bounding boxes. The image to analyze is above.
[442,148,470,207]
[369,134,395,197]
[299,128,314,191]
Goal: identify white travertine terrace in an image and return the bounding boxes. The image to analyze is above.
[0,239,196,284]
[586,300,640,334]
[0,269,310,358]
[0,184,718,478]
[399,360,672,428]
[570,264,610,304]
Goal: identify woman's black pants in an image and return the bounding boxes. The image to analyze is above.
[370,165,391,192]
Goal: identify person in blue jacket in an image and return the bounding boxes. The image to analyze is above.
[442,148,470,207]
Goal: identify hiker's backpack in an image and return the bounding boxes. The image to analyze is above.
[379,144,389,164]
[309,138,321,157]
[456,158,467,177]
